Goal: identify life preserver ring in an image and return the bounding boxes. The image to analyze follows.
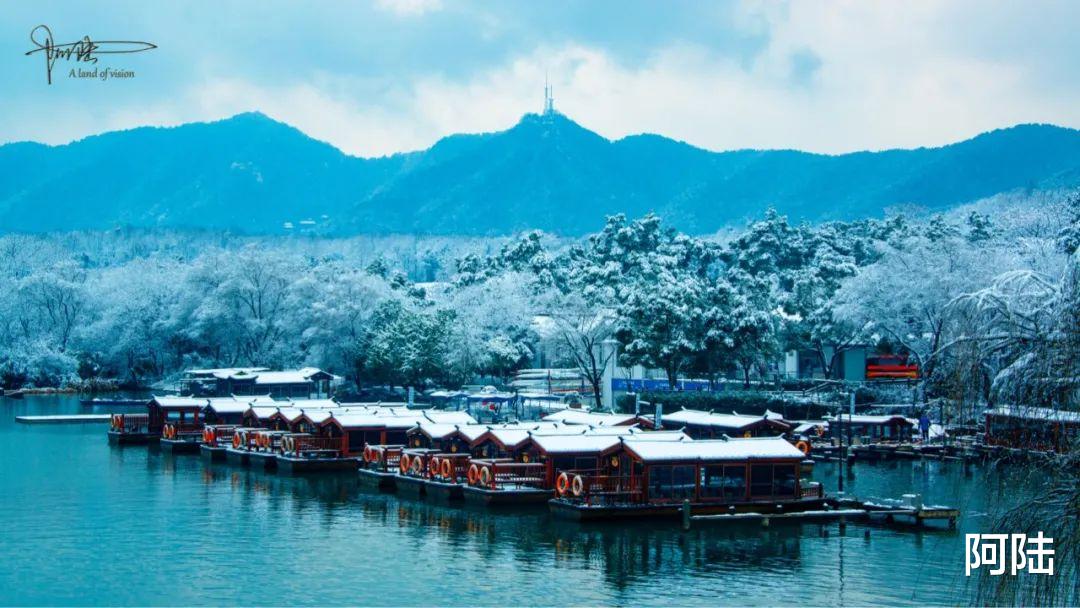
[412,456,424,474]
[429,457,440,475]
[232,433,241,449]
[556,472,570,496]
[203,428,212,444]
[283,436,294,454]
[571,475,584,497]
[110,414,118,430]
[795,440,811,456]
[363,446,374,463]
[399,454,411,473]
[467,464,479,485]
[479,466,492,486]
[440,458,452,479]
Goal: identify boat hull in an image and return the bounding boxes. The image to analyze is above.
[549,497,830,521]
[277,456,358,475]
[160,438,201,454]
[358,468,397,490]
[200,445,227,463]
[107,431,156,445]
[462,486,552,506]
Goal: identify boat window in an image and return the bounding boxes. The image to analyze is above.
[773,465,797,497]
[649,465,696,500]
[750,464,773,497]
[700,465,724,497]
[723,465,747,500]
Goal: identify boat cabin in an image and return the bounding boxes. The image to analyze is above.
[543,410,654,428]
[551,436,824,518]
[827,414,914,443]
[185,367,336,399]
[984,406,1080,453]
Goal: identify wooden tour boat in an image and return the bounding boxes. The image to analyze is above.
[549,436,827,521]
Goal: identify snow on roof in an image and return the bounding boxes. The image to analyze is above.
[150,396,207,409]
[663,408,790,430]
[542,410,642,426]
[986,405,1080,423]
[533,430,689,455]
[185,367,267,377]
[793,421,830,435]
[423,410,476,424]
[410,422,462,440]
[624,436,804,463]
[247,406,281,420]
[824,414,912,425]
[278,398,338,409]
[253,368,328,385]
[327,411,430,429]
[428,390,469,398]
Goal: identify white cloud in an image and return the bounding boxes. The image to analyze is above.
[10,1,1080,156]
[374,0,443,17]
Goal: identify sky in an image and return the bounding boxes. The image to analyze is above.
[3,0,1080,157]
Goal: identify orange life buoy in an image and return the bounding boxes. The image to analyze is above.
[467,464,479,485]
[556,472,570,496]
[479,466,492,487]
[440,458,452,479]
[399,454,411,473]
[412,456,424,474]
[795,440,811,456]
[232,433,241,449]
[429,457,440,476]
[363,446,373,463]
[571,475,584,497]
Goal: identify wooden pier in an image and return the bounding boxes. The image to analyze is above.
[688,497,958,530]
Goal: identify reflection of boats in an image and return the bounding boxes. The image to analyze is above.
[2,389,25,399]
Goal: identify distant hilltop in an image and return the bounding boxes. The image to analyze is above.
[1,110,1079,236]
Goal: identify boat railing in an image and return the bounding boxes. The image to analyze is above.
[202,425,239,447]
[162,421,204,441]
[800,481,824,499]
[400,448,439,478]
[109,413,151,434]
[252,430,290,452]
[362,445,405,472]
[231,428,265,451]
[467,459,547,491]
[554,469,644,506]
[279,435,344,459]
[429,453,471,484]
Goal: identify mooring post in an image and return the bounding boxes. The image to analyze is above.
[681,499,691,531]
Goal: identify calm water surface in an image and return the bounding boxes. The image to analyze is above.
[0,396,1036,606]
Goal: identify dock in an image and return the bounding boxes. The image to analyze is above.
[688,497,958,530]
[16,414,112,425]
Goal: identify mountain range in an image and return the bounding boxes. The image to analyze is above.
[1,111,1079,236]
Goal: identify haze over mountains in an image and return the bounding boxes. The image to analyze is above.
[1,111,1079,236]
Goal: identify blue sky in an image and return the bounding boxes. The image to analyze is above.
[3,1,1080,156]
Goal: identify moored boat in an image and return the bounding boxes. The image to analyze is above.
[549,436,826,521]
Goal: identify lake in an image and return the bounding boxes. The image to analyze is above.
[0,395,1035,606]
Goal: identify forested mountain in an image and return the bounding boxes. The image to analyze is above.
[1,111,1078,235]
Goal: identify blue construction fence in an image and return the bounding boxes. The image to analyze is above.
[611,378,717,392]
